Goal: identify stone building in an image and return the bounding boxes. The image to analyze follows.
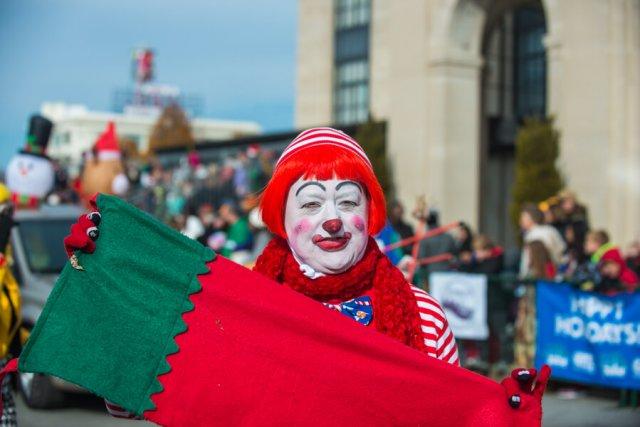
[295,0,639,246]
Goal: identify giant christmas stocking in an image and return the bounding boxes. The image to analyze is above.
[6,194,548,426]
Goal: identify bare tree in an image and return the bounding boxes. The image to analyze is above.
[148,104,195,153]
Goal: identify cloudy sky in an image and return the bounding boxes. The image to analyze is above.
[0,0,297,165]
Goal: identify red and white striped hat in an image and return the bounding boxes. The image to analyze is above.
[275,127,372,171]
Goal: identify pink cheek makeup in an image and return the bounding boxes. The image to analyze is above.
[351,215,366,232]
[294,218,313,236]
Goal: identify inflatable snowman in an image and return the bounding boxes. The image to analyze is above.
[79,122,129,204]
[5,115,55,209]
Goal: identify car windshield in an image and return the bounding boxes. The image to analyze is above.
[18,218,74,274]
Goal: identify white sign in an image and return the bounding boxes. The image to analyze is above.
[429,272,489,340]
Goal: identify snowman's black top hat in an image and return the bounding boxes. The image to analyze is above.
[20,115,53,159]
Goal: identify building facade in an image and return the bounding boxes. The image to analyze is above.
[296,0,640,246]
[43,102,260,173]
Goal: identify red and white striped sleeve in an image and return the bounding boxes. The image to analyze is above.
[411,285,459,366]
[105,399,140,419]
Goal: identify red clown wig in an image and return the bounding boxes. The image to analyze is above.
[260,128,386,239]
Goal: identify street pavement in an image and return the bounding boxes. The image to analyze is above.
[15,390,640,426]
[543,391,639,427]
[16,394,153,427]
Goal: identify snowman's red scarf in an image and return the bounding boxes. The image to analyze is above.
[11,192,39,209]
[254,237,426,352]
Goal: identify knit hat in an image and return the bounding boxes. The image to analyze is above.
[260,127,385,238]
[94,122,121,161]
[598,246,625,266]
[597,245,640,288]
[275,127,372,171]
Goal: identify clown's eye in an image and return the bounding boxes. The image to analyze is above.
[339,200,358,208]
[302,202,321,209]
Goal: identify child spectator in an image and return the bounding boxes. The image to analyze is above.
[462,234,504,275]
[519,204,566,278]
[525,240,556,280]
[584,230,639,294]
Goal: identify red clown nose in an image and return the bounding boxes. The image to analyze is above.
[322,219,343,234]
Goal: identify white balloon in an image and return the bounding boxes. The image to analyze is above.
[111,173,130,195]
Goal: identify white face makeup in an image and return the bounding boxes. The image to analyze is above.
[284,177,369,275]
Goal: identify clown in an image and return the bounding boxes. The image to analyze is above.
[253,128,458,361]
[5,115,55,209]
[51,127,549,425]
[94,127,459,420]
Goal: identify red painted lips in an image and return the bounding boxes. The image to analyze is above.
[312,232,352,251]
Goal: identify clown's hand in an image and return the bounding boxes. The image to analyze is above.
[63,195,101,271]
[501,365,551,426]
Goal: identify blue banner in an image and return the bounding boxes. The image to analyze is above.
[536,282,640,390]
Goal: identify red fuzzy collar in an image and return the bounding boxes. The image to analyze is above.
[254,237,426,352]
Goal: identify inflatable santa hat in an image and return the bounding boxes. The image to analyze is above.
[93,122,121,161]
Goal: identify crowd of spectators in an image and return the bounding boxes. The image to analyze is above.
[374,189,639,373]
[41,144,640,375]
[44,137,638,299]
[108,145,640,301]
[517,193,639,294]
[121,146,276,265]
[379,190,639,295]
